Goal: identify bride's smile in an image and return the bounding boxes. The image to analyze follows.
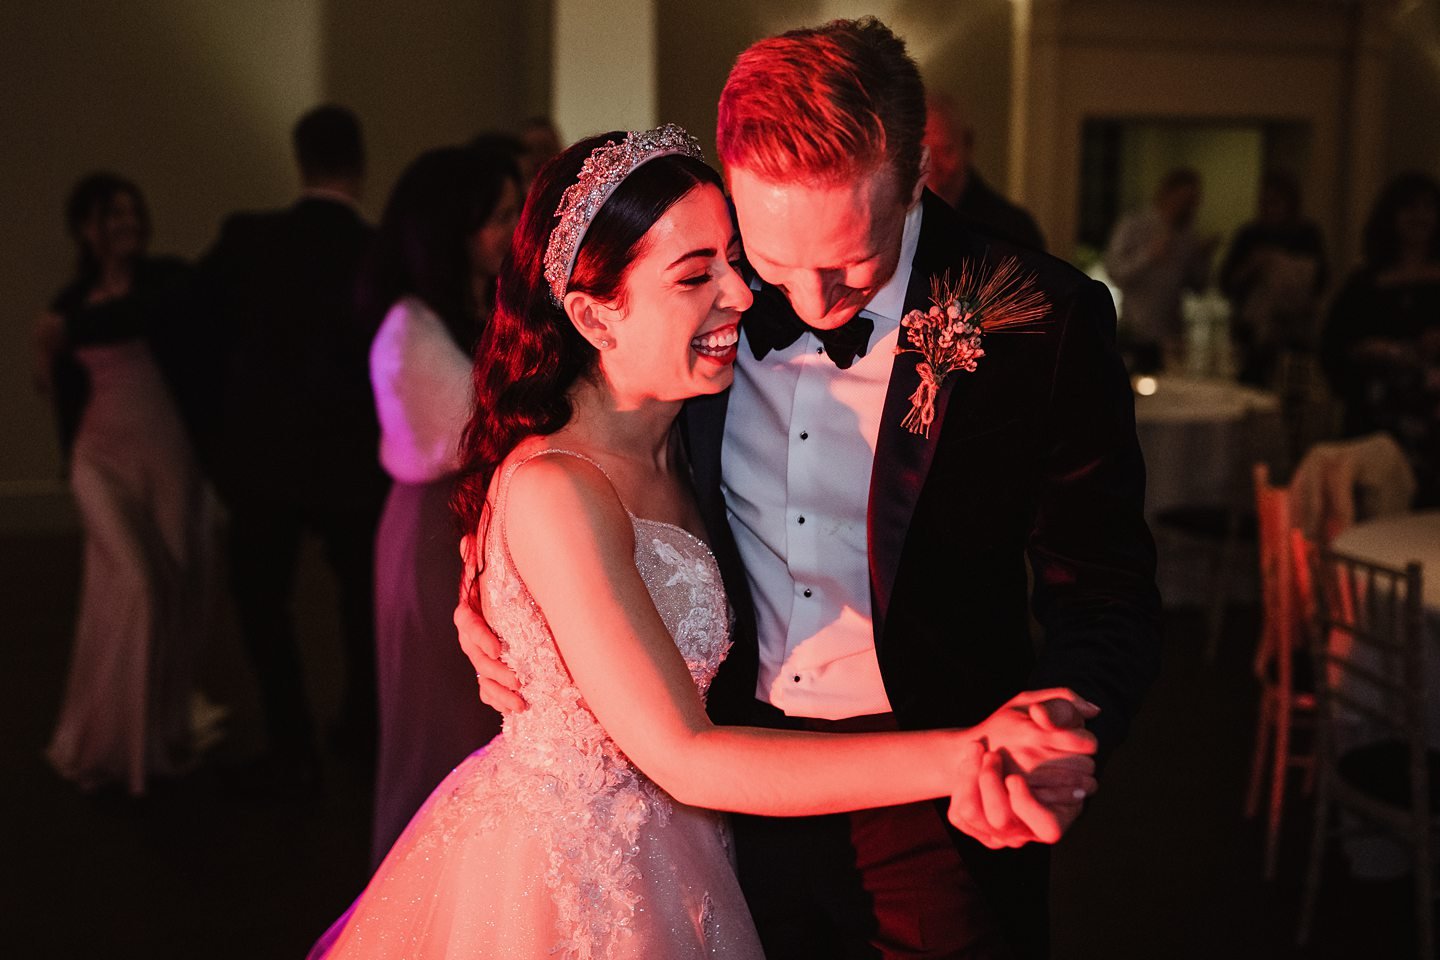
[690,322,739,363]
[567,182,752,404]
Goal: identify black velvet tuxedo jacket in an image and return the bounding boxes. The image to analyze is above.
[687,190,1162,764]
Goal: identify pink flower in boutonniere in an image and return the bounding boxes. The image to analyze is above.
[896,258,1051,437]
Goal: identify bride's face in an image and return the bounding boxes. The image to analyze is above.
[594,184,752,401]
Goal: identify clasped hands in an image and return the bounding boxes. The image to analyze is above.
[454,598,1098,851]
[948,689,1099,848]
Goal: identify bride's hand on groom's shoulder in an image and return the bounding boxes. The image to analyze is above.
[946,689,1101,849]
[454,536,527,713]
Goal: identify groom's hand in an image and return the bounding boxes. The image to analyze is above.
[455,537,527,713]
[981,689,1099,771]
[454,600,526,713]
[947,689,1099,848]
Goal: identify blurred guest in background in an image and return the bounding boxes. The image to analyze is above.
[1321,171,1440,506]
[922,91,1044,250]
[195,105,388,787]
[468,130,524,170]
[517,115,564,188]
[364,144,521,862]
[1104,168,1218,372]
[1219,170,1327,387]
[36,173,206,795]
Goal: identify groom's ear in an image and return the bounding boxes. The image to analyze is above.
[911,146,932,206]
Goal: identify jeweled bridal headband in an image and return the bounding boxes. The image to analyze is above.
[542,123,705,306]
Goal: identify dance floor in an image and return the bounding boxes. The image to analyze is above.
[0,530,1420,958]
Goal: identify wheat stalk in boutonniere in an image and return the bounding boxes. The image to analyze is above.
[896,257,1051,437]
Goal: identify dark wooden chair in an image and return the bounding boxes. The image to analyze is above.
[1297,542,1434,958]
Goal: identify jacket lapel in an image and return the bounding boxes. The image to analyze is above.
[867,193,982,645]
[681,388,731,541]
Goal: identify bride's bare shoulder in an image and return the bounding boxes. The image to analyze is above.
[498,445,633,557]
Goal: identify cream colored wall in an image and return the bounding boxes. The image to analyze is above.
[553,0,656,139]
[0,0,324,514]
[1021,0,1361,264]
[1018,0,1440,275]
[4,0,1433,525]
[0,0,546,524]
[325,0,550,202]
[656,0,1015,182]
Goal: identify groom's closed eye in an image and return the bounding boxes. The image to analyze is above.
[667,248,718,284]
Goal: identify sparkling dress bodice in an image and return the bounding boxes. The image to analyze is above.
[309,449,763,960]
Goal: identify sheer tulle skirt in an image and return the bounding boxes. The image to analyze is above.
[310,742,764,959]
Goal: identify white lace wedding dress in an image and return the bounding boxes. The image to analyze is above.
[309,449,764,959]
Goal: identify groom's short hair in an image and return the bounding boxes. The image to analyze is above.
[717,17,926,196]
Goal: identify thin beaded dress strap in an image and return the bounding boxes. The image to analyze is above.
[495,448,630,563]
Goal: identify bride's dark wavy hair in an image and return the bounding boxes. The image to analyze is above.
[451,131,722,603]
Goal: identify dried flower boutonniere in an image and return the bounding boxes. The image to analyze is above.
[896,258,1051,437]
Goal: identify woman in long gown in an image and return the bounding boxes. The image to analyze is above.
[365,146,523,862]
[310,127,1098,959]
[37,173,205,795]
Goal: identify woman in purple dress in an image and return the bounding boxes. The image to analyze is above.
[364,146,523,861]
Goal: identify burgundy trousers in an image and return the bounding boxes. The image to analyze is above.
[730,701,1028,960]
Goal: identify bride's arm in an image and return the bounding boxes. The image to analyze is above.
[504,456,1096,821]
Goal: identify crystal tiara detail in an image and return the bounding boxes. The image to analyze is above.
[542,123,705,306]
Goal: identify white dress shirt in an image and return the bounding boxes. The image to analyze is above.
[722,202,923,719]
[370,296,474,484]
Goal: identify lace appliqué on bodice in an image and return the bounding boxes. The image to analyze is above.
[422,449,731,960]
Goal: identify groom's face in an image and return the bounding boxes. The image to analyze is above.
[728,163,914,330]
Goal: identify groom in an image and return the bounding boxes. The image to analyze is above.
[464,17,1160,959]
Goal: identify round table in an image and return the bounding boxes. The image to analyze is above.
[1331,510,1440,614]
[1133,376,1281,513]
[1132,377,1283,606]
[1329,511,1440,878]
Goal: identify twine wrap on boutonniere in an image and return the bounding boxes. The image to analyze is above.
[896,258,1051,437]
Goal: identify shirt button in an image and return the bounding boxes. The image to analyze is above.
[803,588,813,598]
[799,431,809,440]
[797,516,806,525]
[793,675,802,683]
[815,346,823,354]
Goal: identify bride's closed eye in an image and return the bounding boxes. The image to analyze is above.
[676,252,745,288]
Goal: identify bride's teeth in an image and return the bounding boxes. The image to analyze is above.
[692,327,738,352]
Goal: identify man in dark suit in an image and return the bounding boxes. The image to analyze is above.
[197,105,387,783]
[924,90,1047,252]
[694,20,1158,957]
[462,18,1158,958]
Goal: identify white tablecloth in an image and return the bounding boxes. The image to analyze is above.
[1132,377,1283,605]
[1328,511,1440,877]
[1331,511,1440,615]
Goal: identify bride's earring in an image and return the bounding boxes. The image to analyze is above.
[596,337,612,349]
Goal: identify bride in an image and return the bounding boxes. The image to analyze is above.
[309,125,1097,959]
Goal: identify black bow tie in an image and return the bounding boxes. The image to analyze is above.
[745,287,875,370]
